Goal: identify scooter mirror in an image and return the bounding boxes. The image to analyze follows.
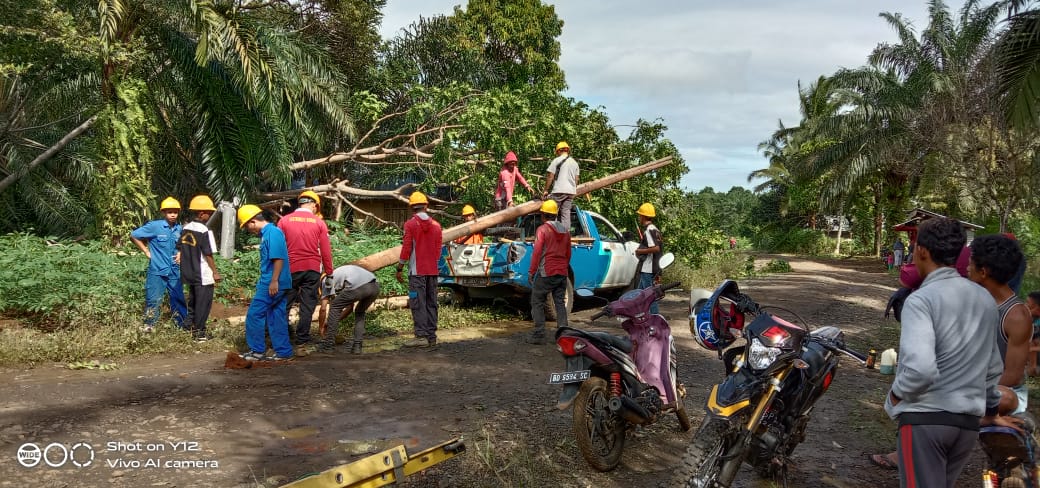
[575,288,595,298]
[659,252,675,269]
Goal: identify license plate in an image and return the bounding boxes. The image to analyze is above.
[458,277,489,287]
[548,370,590,384]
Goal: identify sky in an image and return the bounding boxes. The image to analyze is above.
[378,1,973,192]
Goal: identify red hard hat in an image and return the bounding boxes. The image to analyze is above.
[504,151,518,164]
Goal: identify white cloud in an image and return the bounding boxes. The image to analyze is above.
[379,0,972,191]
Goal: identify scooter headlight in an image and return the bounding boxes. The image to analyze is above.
[748,338,782,370]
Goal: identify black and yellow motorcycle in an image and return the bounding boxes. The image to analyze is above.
[673,280,865,488]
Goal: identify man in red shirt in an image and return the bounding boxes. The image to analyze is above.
[278,190,333,345]
[527,199,571,345]
[396,191,443,347]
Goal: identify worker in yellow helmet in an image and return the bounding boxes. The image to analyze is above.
[635,202,663,314]
[130,196,188,332]
[542,141,579,230]
[278,189,334,346]
[177,195,222,341]
[237,204,295,361]
[453,204,484,245]
[526,198,571,345]
[397,191,443,347]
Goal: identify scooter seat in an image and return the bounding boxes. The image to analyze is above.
[582,331,634,354]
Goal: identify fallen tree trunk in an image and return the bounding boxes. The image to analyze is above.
[352,156,674,271]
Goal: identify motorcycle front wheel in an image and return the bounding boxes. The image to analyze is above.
[573,377,626,471]
[670,418,741,488]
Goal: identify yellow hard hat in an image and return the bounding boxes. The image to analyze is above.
[461,204,476,216]
[555,141,570,153]
[237,204,262,228]
[539,199,558,215]
[298,190,320,206]
[160,197,181,210]
[636,202,656,218]
[188,195,216,212]
[408,191,428,206]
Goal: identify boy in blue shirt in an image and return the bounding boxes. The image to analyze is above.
[237,205,294,361]
[131,196,188,332]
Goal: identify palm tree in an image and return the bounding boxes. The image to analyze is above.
[2,0,356,239]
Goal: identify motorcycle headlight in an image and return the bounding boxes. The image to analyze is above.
[748,338,782,370]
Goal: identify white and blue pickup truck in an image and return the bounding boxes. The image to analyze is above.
[437,206,641,317]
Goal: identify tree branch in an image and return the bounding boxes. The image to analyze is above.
[0,115,97,193]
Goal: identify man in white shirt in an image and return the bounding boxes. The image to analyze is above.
[635,203,663,314]
[542,141,579,230]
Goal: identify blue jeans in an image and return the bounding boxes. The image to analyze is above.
[144,271,187,328]
[638,272,659,315]
[245,289,293,357]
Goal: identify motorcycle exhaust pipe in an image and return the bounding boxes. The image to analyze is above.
[608,396,652,425]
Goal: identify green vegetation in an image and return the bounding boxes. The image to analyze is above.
[762,259,793,274]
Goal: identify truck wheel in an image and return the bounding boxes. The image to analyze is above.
[449,287,469,306]
[545,277,574,321]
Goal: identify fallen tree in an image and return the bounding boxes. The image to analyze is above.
[351,155,675,271]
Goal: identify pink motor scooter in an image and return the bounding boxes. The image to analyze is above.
[550,281,693,472]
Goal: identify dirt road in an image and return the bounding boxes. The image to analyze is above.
[0,256,991,487]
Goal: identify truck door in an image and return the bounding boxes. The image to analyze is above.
[588,213,637,288]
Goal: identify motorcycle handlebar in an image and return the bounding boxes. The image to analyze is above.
[816,337,868,364]
[660,282,681,292]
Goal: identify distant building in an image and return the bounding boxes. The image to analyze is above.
[892,208,982,244]
[821,215,852,237]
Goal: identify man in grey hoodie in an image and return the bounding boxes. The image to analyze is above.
[885,217,1019,488]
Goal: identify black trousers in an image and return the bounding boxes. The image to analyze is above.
[288,270,320,341]
[185,283,214,336]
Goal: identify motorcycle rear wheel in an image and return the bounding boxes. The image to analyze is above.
[573,377,626,471]
[670,418,741,488]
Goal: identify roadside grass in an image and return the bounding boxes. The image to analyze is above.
[0,301,524,367]
[663,251,784,291]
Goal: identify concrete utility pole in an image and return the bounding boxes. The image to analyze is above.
[218,201,237,259]
[352,156,676,271]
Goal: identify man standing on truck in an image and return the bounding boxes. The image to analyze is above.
[494,151,533,210]
[397,191,443,347]
[635,202,663,315]
[542,141,579,230]
[527,199,571,345]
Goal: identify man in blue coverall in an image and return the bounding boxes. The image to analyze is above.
[236,204,295,361]
[131,196,188,332]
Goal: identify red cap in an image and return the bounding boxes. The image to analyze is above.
[504,151,518,164]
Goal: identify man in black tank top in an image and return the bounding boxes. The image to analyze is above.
[968,234,1031,415]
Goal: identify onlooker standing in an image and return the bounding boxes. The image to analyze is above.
[893,237,905,267]
[968,234,1031,415]
[494,151,533,211]
[884,217,1014,488]
[1026,291,1040,377]
[237,205,294,361]
[396,191,443,347]
[278,190,333,345]
[635,203,663,315]
[729,236,737,250]
[178,195,222,341]
[527,199,571,345]
[318,265,380,355]
[542,141,579,230]
[131,196,188,332]
[454,205,484,244]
